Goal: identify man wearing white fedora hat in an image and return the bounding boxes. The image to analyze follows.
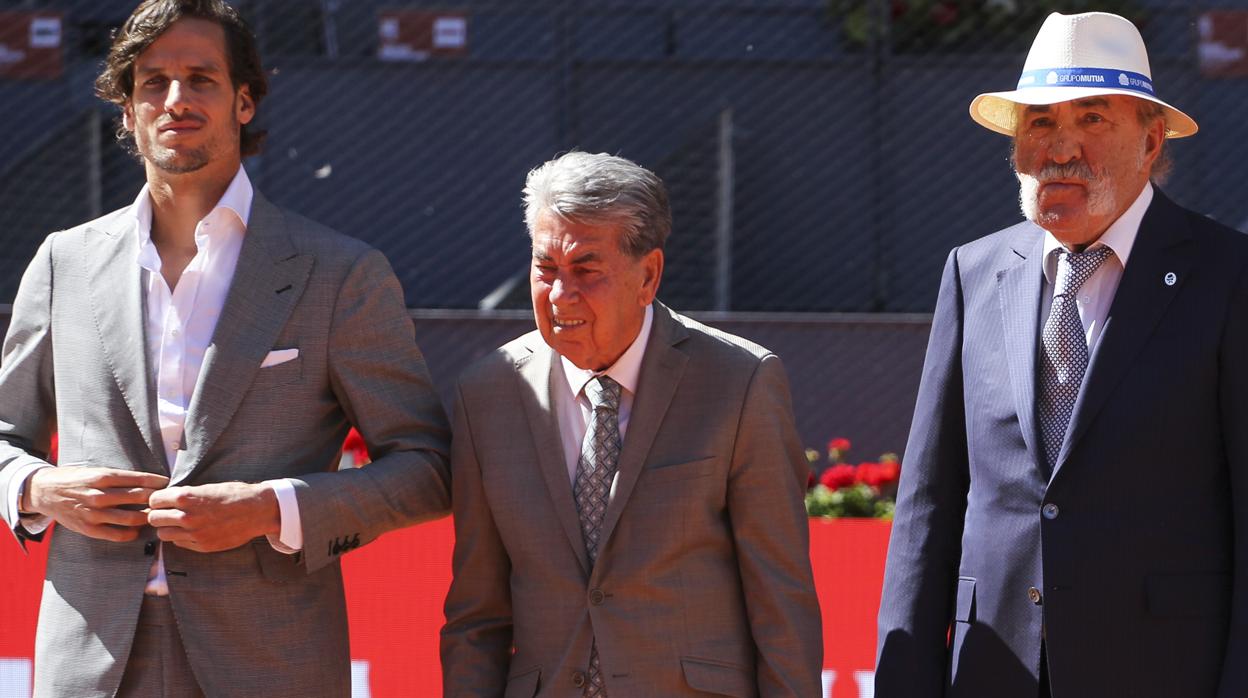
[877,11,1248,698]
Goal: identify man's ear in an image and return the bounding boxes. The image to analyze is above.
[122,102,135,132]
[236,84,255,125]
[637,249,664,306]
[1143,114,1165,165]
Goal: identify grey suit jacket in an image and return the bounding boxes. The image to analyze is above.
[876,190,1248,697]
[441,303,823,698]
[0,191,451,698]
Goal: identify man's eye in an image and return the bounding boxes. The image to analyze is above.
[1029,117,1053,128]
[1083,113,1104,123]
[144,77,167,87]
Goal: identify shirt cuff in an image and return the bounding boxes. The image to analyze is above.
[264,478,303,554]
[9,462,53,535]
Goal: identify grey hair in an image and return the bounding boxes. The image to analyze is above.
[1136,100,1172,185]
[523,151,671,257]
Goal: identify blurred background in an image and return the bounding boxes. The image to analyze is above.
[1,0,1246,461]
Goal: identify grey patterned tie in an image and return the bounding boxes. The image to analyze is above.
[1038,246,1114,470]
[573,375,622,697]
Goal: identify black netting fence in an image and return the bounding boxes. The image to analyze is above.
[2,0,1246,453]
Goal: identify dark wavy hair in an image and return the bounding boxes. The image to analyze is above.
[94,0,269,157]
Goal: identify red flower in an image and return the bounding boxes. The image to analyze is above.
[930,1,958,27]
[343,428,370,465]
[876,460,901,485]
[819,463,857,490]
[855,461,902,488]
[855,462,883,487]
[807,471,816,490]
[827,437,851,453]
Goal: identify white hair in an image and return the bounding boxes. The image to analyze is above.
[523,151,671,256]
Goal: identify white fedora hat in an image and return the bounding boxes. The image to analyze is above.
[970,12,1197,139]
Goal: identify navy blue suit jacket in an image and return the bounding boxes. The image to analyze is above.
[876,190,1248,697]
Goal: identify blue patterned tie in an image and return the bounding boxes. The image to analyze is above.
[573,375,622,697]
[1038,246,1114,470]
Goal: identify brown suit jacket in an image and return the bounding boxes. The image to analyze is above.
[441,303,822,697]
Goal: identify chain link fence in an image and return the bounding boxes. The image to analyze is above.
[1,0,1246,454]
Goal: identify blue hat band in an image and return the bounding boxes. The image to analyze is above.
[1016,68,1155,97]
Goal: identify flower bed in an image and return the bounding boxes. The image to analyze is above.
[806,437,900,519]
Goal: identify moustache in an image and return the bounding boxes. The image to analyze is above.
[1029,160,1098,184]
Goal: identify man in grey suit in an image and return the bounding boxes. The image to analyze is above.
[0,1,450,695]
[876,12,1248,697]
[440,151,823,697]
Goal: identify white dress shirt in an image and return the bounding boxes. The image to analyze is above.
[10,167,303,596]
[1040,182,1153,354]
[556,304,654,492]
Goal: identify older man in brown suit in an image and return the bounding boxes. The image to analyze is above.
[440,151,823,697]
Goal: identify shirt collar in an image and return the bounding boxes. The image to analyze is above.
[132,166,254,270]
[1042,181,1152,285]
[561,304,654,401]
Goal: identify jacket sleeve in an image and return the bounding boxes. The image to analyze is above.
[291,247,451,572]
[440,380,513,696]
[0,234,58,549]
[1217,258,1248,697]
[728,353,824,696]
[875,248,971,695]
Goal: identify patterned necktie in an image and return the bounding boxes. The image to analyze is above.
[1038,246,1114,470]
[573,375,622,698]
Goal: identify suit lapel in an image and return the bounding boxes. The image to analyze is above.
[596,304,688,565]
[1052,191,1194,479]
[172,192,314,484]
[997,226,1046,474]
[85,213,166,473]
[516,339,592,576]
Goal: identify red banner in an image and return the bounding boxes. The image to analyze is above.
[0,13,63,80]
[0,518,889,697]
[378,10,469,62]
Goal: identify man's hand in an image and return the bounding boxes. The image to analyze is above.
[22,466,169,542]
[147,482,280,553]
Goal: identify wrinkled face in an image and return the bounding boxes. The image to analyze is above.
[530,213,663,371]
[123,18,253,176]
[1013,95,1163,247]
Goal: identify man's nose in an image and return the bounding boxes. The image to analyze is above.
[549,277,578,305]
[1047,128,1081,164]
[164,80,189,115]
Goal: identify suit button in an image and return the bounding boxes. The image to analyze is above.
[572,671,586,688]
[1042,503,1060,520]
[143,540,157,556]
[589,589,606,605]
[1028,587,1043,605]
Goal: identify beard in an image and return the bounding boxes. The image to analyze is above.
[145,143,212,174]
[135,112,238,175]
[1013,145,1145,225]
[1015,160,1116,223]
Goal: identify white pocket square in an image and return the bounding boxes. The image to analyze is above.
[260,348,299,368]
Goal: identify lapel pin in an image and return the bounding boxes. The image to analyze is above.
[1164,272,1177,286]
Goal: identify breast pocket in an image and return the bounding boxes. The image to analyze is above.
[642,456,717,485]
[249,356,303,390]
